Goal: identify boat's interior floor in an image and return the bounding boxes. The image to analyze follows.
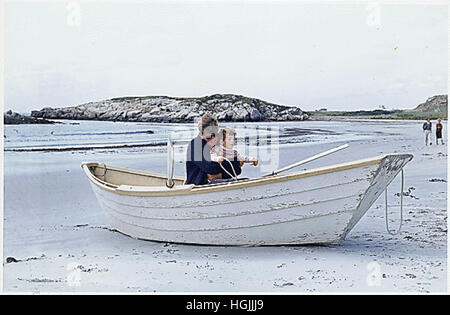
[88,163,258,189]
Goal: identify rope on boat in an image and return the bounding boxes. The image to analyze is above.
[219,157,238,181]
[385,169,404,236]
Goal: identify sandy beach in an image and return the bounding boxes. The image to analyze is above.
[2,119,447,293]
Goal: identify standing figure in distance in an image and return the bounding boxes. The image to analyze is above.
[436,119,444,145]
[422,118,432,146]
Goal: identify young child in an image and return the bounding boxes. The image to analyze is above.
[211,128,258,166]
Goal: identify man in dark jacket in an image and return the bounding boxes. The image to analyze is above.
[185,114,242,185]
[423,118,432,146]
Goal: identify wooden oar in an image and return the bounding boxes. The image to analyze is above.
[264,143,349,176]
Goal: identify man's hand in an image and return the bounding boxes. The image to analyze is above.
[207,173,222,182]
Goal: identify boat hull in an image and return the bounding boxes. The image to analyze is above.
[83,154,412,245]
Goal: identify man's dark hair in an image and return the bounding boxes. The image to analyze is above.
[198,113,218,136]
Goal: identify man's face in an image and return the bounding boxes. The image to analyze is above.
[205,133,217,146]
[203,125,218,146]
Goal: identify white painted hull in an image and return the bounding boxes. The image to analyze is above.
[82,154,412,245]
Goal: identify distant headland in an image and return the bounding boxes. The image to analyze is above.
[309,95,448,120]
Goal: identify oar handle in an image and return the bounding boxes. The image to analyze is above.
[266,143,349,176]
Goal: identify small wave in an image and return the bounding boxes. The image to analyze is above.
[4,141,167,152]
[52,130,154,137]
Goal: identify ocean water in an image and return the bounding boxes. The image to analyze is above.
[4,119,417,178]
[3,119,397,152]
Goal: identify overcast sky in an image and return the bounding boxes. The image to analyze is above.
[4,1,448,112]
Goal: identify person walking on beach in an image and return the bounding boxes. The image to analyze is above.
[436,119,444,145]
[423,118,432,146]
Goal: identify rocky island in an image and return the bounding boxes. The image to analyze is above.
[4,110,55,125]
[30,94,308,123]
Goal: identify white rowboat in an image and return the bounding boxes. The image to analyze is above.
[81,153,413,246]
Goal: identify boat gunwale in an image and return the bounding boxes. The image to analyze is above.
[80,154,414,197]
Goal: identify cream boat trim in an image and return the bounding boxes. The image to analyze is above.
[80,154,393,197]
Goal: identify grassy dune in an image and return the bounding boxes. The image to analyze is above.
[309,110,447,120]
[309,95,447,120]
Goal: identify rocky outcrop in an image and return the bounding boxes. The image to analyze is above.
[413,95,448,113]
[30,94,308,122]
[4,110,55,125]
